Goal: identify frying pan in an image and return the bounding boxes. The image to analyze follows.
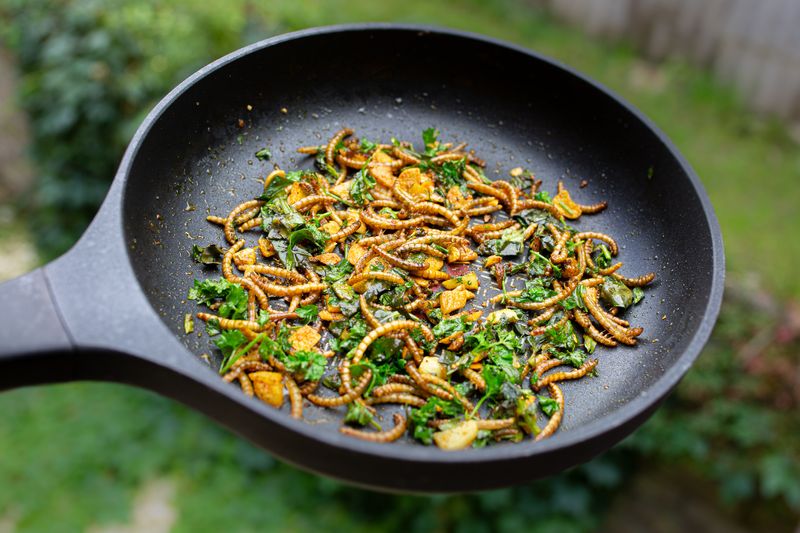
[0,24,724,492]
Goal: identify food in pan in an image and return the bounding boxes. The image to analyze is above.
[188,127,654,448]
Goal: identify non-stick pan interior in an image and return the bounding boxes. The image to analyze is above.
[123,27,715,445]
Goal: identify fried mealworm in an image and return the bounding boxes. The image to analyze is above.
[340,413,407,442]
[352,321,434,364]
[306,368,372,407]
[612,272,656,287]
[250,278,327,297]
[370,245,426,271]
[534,359,598,391]
[365,394,427,408]
[535,383,564,441]
[326,128,354,167]
[285,375,303,419]
[225,200,264,244]
[347,270,407,287]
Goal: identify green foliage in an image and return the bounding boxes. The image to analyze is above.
[0,0,259,259]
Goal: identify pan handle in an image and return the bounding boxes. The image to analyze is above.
[0,268,76,390]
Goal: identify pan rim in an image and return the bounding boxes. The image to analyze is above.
[119,23,725,465]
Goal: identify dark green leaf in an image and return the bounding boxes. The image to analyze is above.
[601,277,634,308]
[296,305,319,324]
[282,350,327,381]
[538,396,559,417]
[254,147,271,161]
[191,244,224,265]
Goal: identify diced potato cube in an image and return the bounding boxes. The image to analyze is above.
[331,179,353,202]
[447,246,461,263]
[258,237,275,258]
[289,325,321,352]
[319,309,345,322]
[310,252,342,265]
[250,371,284,407]
[440,286,473,315]
[424,256,444,272]
[287,182,308,205]
[320,220,342,235]
[553,189,582,219]
[433,420,479,450]
[446,186,465,206]
[419,356,447,380]
[486,308,519,324]
[369,154,396,188]
[442,272,479,290]
[233,247,257,268]
[396,168,434,200]
[484,255,502,268]
[347,242,367,265]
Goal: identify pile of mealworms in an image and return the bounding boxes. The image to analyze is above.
[190,127,655,447]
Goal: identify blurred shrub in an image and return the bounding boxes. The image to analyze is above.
[628,284,800,515]
[0,0,265,258]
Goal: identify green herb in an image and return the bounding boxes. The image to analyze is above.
[538,396,559,417]
[350,168,376,205]
[632,287,645,304]
[600,277,634,308]
[323,257,354,285]
[191,243,224,265]
[516,278,558,304]
[433,315,470,339]
[594,244,612,269]
[561,284,587,311]
[184,314,194,334]
[254,147,271,161]
[481,226,526,256]
[259,170,304,201]
[516,393,539,435]
[359,138,377,152]
[422,127,444,156]
[534,191,552,203]
[435,158,466,189]
[329,316,369,356]
[282,350,327,381]
[188,278,248,319]
[214,329,248,373]
[261,196,305,231]
[409,397,463,444]
[344,402,381,430]
[296,304,319,324]
[584,336,597,354]
[286,226,329,270]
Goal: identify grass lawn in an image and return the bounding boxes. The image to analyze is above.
[1,0,798,531]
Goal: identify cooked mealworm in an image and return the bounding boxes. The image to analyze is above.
[329,217,361,242]
[326,128,353,167]
[475,418,515,430]
[406,234,470,248]
[415,269,450,281]
[291,194,336,212]
[196,313,268,332]
[307,369,372,407]
[285,375,303,419]
[467,182,509,205]
[336,153,368,169]
[573,232,618,255]
[361,208,425,230]
[233,206,260,225]
[515,199,563,219]
[352,321,434,364]
[207,215,226,225]
[366,394,427,408]
[298,380,319,396]
[534,359,598,391]
[469,219,516,235]
[371,245,426,271]
[577,200,607,214]
[237,373,254,397]
[236,277,270,310]
[224,199,265,244]
[466,204,503,216]
[410,202,461,227]
[238,217,262,232]
[530,312,571,336]
[370,199,403,210]
[247,291,256,322]
[472,224,520,244]
[583,287,637,346]
[395,243,447,259]
[371,383,423,397]
[358,233,399,247]
[549,224,572,264]
[392,146,420,165]
[297,145,322,154]
[430,152,466,164]
[340,413,407,442]
[404,362,455,401]
[459,367,486,391]
[222,240,245,281]
[248,264,307,283]
[528,307,557,326]
[612,272,656,287]
[573,309,618,347]
[533,359,563,381]
[493,181,519,214]
[250,278,327,297]
[535,383,564,441]
[347,270,407,287]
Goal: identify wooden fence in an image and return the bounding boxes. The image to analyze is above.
[531,0,800,121]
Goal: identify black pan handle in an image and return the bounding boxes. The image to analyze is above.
[0,268,77,390]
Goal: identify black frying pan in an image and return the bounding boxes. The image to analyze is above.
[0,24,724,492]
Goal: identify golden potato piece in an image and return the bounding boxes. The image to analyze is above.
[440,286,474,315]
[233,247,257,268]
[347,242,367,265]
[310,252,342,266]
[553,189,582,219]
[289,325,321,352]
[331,179,353,202]
[396,167,434,200]
[250,371,284,408]
[446,186,465,206]
[442,272,479,290]
[419,356,447,380]
[287,182,308,205]
[319,309,345,321]
[486,308,519,324]
[484,255,502,268]
[320,220,342,235]
[424,256,444,272]
[433,420,479,450]
[258,237,275,258]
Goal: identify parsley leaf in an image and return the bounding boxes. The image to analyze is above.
[296,304,319,324]
[259,170,304,201]
[350,168,376,206]
[282,350,327,381]
[538,396,559,417]
[191,244,223,265]
[516,278,558,304]
[188,278,248,319]
[254,148,271,161]
[344,402,381,429]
